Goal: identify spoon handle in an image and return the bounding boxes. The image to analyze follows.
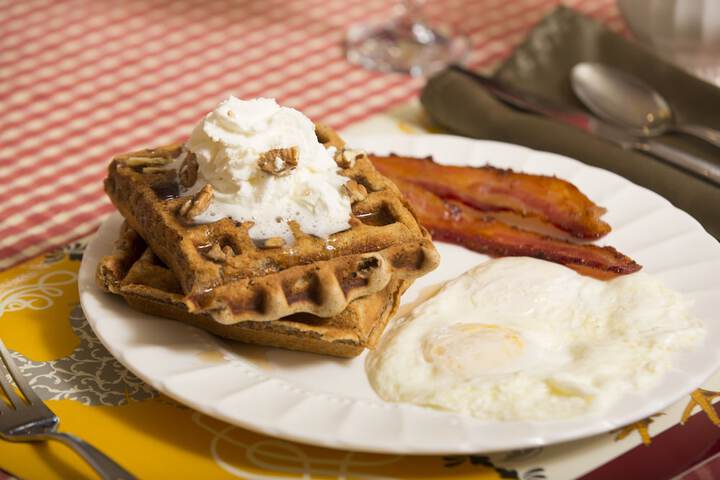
[632,140,720,186]
[673,124,720,149]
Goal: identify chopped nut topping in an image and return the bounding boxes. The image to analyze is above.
[261,237,285,249]
[344,179,368,203]
[258,147,298,176]
[179,152,199,187]
[205,244,226,262]
[179,200,191,217]
[334,148,366,169]
[146,145,183,159]
[142,166,171,174]
[315,124,345,149]
[179,184,213,219]
[124,156,172,167]
[204,244,236,263]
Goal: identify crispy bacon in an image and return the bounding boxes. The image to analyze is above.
[370,154,611,240]
[394,179,641,277]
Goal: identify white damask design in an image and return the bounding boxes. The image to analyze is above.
[9,306,157,406]
[1,244,156,406]
[0,270,76,317]
[192,413,401,480]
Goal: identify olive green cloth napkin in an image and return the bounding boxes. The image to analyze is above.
[420,6,720,240]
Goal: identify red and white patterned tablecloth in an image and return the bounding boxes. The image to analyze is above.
[0,0,623,271]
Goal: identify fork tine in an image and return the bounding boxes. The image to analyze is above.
[0,393,9,413]
[0,340,38,406]
[0,348,25,409]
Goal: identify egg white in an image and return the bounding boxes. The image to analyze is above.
[365,257,705,421]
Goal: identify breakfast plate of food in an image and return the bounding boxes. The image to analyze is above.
[79,97,720,454]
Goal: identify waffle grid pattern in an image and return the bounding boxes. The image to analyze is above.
[104,143,438,323]
[97,223,409,357]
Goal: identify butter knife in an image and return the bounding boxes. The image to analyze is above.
[459,69,720,186]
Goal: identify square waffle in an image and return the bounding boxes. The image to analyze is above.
[97,223,409,357]
[103,126,439,324]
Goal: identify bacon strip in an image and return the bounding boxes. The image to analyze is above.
[393,179,641,277]
[370,154,611,239]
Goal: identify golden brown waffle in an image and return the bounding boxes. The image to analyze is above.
[97,223,408,357]
[104,127,439,324]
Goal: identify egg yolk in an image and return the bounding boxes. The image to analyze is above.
[421,323,526,378]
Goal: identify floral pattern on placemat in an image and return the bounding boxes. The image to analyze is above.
[1,242,156,406]
[10,305,156,406]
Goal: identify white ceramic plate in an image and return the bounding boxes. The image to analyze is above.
[79,134,720,455]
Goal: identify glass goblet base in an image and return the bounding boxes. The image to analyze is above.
[345,19,468,77]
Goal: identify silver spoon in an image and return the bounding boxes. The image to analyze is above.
[571,62,720,148]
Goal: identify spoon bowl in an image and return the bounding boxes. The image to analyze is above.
[571,62,720,147]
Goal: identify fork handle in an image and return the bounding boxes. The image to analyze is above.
[42,432,136,480]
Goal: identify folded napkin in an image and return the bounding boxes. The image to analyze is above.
[421,6,720,240]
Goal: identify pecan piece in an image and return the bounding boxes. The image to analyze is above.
[205,244,236,263]
[334,148,366,169]
[124,156,172,167]
[205,244,226,262]
[261,237,285,249]
[344,179,368,203]
[142,166,171,174]
[179,152,198,187]
[315,124,345,149]
[144,145,182,159]
[179,184,213,219]
[258,147,298,176]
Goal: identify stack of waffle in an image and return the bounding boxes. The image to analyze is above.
[97,126,439,357]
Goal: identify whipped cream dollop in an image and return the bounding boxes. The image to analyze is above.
[184,97,351,242]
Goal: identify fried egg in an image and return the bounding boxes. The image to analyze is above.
[365,257,705,420]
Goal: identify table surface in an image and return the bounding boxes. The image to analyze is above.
[0,0,625,271]
[5,1,720,479]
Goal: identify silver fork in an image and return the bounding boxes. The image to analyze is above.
[0,340,136,480]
